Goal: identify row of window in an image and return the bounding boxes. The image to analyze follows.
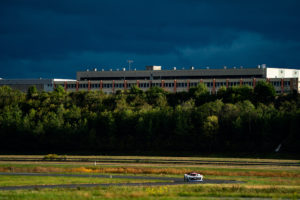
[271,81,290,86]
[57,80,292,89]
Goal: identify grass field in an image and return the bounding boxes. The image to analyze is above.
[0,155,300,199]
[0,175,166,187]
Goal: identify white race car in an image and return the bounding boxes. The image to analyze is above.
[184,172,203,182]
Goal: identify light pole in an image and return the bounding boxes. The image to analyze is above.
[127,60,133,71]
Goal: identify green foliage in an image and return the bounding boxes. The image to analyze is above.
[42,154,67,161]
[218,85,254,103]
[54,85,66,94]
[129,85,144,95]
[189,83,209,97]
[189,83,210,106]
[203,115,219,137]
[254,81,276,104]
[0,85,299,154]
[0,86,25,108]
[26,86,38,99]
[146,86,168,107]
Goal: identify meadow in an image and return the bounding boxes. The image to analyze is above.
[0,175,166,187]
[0,155,299,199]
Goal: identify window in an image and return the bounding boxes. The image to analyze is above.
[272,82,280,87]
[284,81,290,86]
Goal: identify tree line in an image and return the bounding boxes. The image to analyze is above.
[0,81,299,155]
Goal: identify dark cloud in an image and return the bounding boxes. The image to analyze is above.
[0,0,300,78]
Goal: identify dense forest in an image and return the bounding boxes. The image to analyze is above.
[0,82,299,155]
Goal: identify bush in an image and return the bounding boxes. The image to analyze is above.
[43,154,67,161]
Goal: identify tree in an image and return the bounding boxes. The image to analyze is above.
[254,81,276,104]
[198,99,224,117]
[129,85,144,96]
[203,115,219,152]
[27,86,38,99]
[189,83,209,98]
[219,85,253,103]
[0,86,25,108]
[51,85,67,105]
[146,86,168,107]
[189,83,210,105]
[54,85,65,94]
[127,85,147,109]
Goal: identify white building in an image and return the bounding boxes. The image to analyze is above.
[0,66,299,94]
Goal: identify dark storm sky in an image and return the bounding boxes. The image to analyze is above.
[1,0,300,79]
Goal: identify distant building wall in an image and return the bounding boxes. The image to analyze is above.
[54,77,299,94]
[266,68,300,91]
[0,79,54,93]
[1,68,299,94]
[77,68,266,81]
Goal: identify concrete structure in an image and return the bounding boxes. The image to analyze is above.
[146,65,162,71]
[77,68,266,81]
[0,79,75,92]
[266,68,300,92]
[0,66,299,94]
[72,66,299,94]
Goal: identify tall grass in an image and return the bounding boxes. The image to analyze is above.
[1,165,299,178]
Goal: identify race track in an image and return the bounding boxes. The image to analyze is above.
[0,172,243,190]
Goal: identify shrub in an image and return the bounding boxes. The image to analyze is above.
[43,154,67,161]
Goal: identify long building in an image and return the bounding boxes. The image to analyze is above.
[0,79,75,93]
[1,66,300,94]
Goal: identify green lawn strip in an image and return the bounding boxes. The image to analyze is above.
[0,157,300,199]
[0,184,300,199]
[0,175,169,187]
[1,163,300,188]
[1,163,300,177]
[205,175,300,186]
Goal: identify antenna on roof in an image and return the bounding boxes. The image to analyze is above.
[127,60,133,71]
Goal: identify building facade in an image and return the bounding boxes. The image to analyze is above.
[0,79,75,92]
[1,66,299,94]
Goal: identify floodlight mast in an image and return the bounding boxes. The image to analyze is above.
[127,60,133,71]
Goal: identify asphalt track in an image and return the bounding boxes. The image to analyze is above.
[0,172,243,191]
